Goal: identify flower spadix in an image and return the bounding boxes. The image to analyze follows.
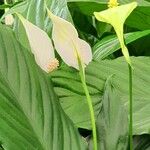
[108,0,119,8]
[4,0,14,25]
[47,9,92,70]
[16,14,58,73]
[94,2,137,66]
[5,14,14,25]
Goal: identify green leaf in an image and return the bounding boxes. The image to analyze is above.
[133,134,150,150]
[67,0,150,30]
[4,0,72,51]
[90,76,128,150]
[93,30,150,60]
[51,57,150,135]
[0,24,86,150]
[0,4,10,10]
[12,0,72,32]
[51,65,102,129]
[68,0,107,16]
[126,3,150,30]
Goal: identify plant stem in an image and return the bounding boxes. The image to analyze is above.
[79,65,98,150]
[128,64,133,150]
[4,0,8,12]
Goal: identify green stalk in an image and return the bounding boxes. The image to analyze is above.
[78,58,98,150]
[117,29,133,149]
[4,0,8,11]
[128,64,133,150]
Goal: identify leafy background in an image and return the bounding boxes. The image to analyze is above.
[0,22,86,150]
[0,0,150,149]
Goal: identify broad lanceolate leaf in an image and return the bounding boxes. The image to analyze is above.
[90,77,128,150]
[0,24,86,150]
[12,0,72,32]
[93,30,150,61]
[51,57,150,135]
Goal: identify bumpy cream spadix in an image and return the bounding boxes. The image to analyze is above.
[4,0,14,26]
[108,0,119,8]
[94,2,137,66]
[5,14,14,25]
[16,14,57,73]
[47,9,92,69]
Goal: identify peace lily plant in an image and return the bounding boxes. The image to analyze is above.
[94,1,137,66]
[94,0,137,150]
[15,8,97,150]
[47,9,97,149]
[5,1,137,149]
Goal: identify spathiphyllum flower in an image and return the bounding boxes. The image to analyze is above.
[47,9,92,70]
[94,2,137,66]
[46,9,96,150]
[16,10,92,72]
[16,14,59,73]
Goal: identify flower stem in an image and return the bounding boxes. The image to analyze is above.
[128,64,133,150]
[79,65,98,150]
[4,0,8,11]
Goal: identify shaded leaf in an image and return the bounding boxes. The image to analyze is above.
[90,76,128,150]
[3,0,72,50]
[67,0,150,30]
[0,24,86,150]
[93,30,150,60]
[51,57,150,135]
[133,134,150,150]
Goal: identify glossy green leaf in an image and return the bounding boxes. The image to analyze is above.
[4,0,72,51]
[51,57,150,135]
[12,0,72,32]
[93,30,150,60]
[90,77,128,150]
[67,0,150,30]
[126,2,150,30]
[133,134,150,150]
[0,24,86,150]
[68,0,106,16]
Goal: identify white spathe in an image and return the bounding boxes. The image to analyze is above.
[47,10,92,69]
[17,14,55,72]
